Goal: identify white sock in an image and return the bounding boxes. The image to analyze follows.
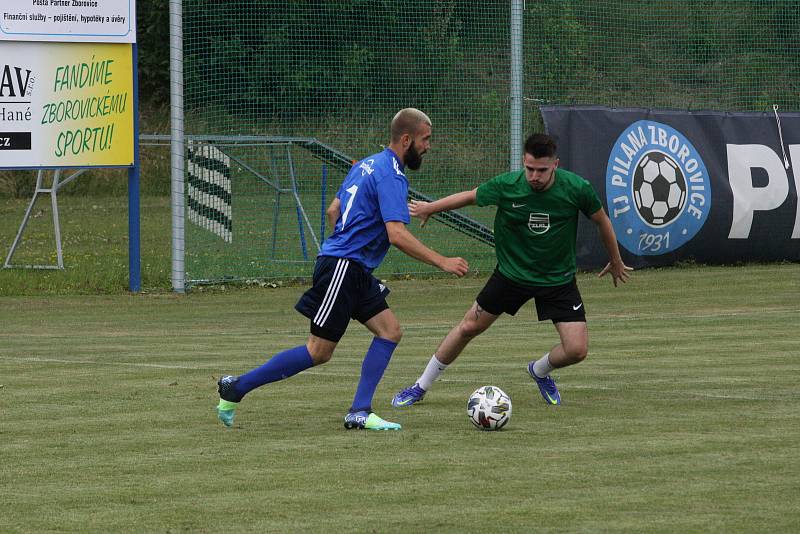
[532,352,555,378]
[417,354,449,391]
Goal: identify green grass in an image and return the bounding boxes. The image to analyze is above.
[0,196,171,295]
[0,193,496,295]
[1,264,799,532]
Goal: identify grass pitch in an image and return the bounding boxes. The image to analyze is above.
[1,264,799,532]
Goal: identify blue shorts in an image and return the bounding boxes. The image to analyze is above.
[295,256,390,342]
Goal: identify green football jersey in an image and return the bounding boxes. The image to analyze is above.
[476,168,602,286]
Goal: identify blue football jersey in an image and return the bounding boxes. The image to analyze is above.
[320,148,410,270]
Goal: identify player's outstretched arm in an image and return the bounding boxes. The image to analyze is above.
[590,208,633,287]
[385,221,468,276]
[409,189,478,227]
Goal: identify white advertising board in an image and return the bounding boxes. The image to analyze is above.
[1,0,136,43]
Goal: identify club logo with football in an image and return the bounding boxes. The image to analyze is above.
[605,120,711,256]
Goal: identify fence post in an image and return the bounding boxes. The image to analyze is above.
[170,0,186,293]
[510,0,524,171]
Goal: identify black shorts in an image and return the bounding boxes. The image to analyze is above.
[475,269,586,323]
[295,256,390,342]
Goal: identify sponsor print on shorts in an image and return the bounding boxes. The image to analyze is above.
[605,120,711,255]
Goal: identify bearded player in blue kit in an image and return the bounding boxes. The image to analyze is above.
[216,109,469,430]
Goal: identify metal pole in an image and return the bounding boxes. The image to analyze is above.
[510,0,524,170]
[3,171,44,268]
[320,163,327,239]
[170,0,186,292]
[286,146,320,255]
[268,152,282,258]
[128,44,142,291]
[51,170,64,269]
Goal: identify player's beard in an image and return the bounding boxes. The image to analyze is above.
[405,142,423,170]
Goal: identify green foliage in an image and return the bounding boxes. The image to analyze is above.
[181,0,487,122]
[136,0,170,105]
[130,0,800,113]
[3,1,797,198]
[525,0,591,104]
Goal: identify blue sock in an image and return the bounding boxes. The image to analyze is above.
[235,345,314,399]
[350,337,398,413]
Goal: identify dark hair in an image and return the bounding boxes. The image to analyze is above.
[524,134,557,158]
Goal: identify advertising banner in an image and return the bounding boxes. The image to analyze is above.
[1,0,135,43]
[541,105,800,268]
[0,40,134,168]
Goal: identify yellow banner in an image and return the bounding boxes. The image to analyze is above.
[0,41,134,168]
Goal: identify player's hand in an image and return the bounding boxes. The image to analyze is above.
[598,261,633,287]
[440,256,469,277]
[408,200,432,227]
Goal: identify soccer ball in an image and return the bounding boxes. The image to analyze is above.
[632,151,687,226]
[467,385,512,431]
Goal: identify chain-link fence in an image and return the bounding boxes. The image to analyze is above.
[180,0,799,286]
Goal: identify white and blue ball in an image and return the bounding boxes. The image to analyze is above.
[467,385,511,431]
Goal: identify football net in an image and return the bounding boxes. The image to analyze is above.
[182,136,494,284]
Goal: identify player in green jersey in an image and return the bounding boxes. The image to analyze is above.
[391,133,632,407]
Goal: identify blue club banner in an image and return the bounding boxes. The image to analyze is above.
[541,105,800,268]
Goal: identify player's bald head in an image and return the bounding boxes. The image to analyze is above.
[390,108,432,142]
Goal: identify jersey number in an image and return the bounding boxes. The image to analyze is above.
[341,184,359,228]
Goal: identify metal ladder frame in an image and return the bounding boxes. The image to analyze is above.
[3,168,86,269]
